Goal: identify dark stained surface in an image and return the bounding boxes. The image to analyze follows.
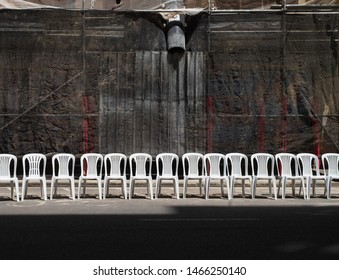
[0,8,338,159]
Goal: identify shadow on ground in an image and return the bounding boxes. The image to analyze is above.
[1,205,339,260]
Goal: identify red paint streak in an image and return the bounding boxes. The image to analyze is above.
[207,96,213,153]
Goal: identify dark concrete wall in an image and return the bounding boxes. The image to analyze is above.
[0,9,338,158]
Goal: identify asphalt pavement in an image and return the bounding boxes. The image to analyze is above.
[0,181,339,260]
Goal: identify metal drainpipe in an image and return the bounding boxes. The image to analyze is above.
[164,0,186,52]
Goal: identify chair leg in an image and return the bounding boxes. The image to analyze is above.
[251,177,257,199]
[155,177,160,199]
[78,179,82,199]
[183,177,188,199]
[103,178,108,199]
[282,177,286,199]
[70,178,75,200]
[225,178,231,200]
[15,179,19,202]
[273,179,277,200]
[326,177,332,199]
[97,179,102,200]
[21,179,26,201]
[122,179,128,199]
[42,179,47,201]
[301,178,306,199]
[205,178,210,199]
[50,179,55,200]
[129,179,134,199]
[148,179,153,200]
[306,177,311,199]
[312,179,316,197]
[175,178,179,199]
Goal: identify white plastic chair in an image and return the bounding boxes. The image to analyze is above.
[226,152,252,199]
[204,153,230,199]
[297,153,326,199]
[50,153,75,200]
[103,153,127,199]
[22,153,47,201]
[322,153,339,199]
[78,153,103,199]
[129,153,153,200]
[251,153,277,199]
[155,153,179,199]
[275,153,305,199]
[182,153,205,199]
[0,154,19,201]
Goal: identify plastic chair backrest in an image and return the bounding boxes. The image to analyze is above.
[156,153,178,177]
[182,153,204,176]
[251,153,274,176]
[204,153,225,177]
[104,153,127,176]
[322,153,339,176]
[130,153,152,177]
[275,153,299,176]
[52,153,75,177]
[226,153,248,176]
[0,154,17,179]
[297,153,320,177]
[23,153,46,178]
[81,153,103,177]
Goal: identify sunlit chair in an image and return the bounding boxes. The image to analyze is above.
[251,153,277,199]
[78,153,103,199]
[22,153,47,201]
[0,154,19,201]
[275,153,305,199]
[50,153,75,200]
[103,153,127,199]
[129,153,153,199]
[155,153,179,199]
[204,153,230,199]
[297,153,326,199]
[226,153,252,199]
[182,153,205,199]
[322,153,339,199]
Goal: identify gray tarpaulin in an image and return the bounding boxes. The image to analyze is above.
[1,1,338,10]
[0,0,338,164]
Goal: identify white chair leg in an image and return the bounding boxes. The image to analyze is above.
[282,177,286,199]
[183,177,188,199]
[155,177,160,199]
[15,179,19,202]
[103,178,108,199]
[97,179,102,200]
[122,179,127,199]
[326,177,331,199]
[273,179,277,200]
[70,178,75,200]
[205,178,210,199]
[21,180,26,201]
[175,178,179,199]
[148,179,153,200]
[129,179,133,199]
[78,179,82,199]
[251,178,257,199]
[42,179,47,200]
[50,179,55,200]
